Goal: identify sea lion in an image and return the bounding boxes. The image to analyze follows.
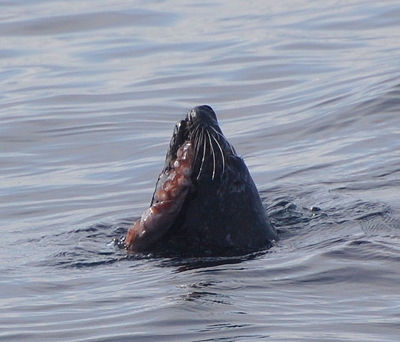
[124,105,278,256]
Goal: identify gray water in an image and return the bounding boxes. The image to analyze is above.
[2,1,400,341]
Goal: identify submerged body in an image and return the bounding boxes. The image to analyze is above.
[124,105,277,256]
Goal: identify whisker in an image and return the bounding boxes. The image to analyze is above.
[210,126,236,155]
[210,132,225,175]
[206,130,216,180]
[209,126,224,139]
[189,124,231,180]
[191,126,200,163]
[197,129,207,180]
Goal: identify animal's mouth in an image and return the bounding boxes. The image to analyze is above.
[167,105,236,181]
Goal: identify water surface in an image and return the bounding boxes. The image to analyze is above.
[1,1,400,341]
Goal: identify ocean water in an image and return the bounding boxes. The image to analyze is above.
[1,0,400,341]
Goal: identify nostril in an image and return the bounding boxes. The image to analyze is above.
[189,109,197,121]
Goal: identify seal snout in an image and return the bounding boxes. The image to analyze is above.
[188,105,219,129]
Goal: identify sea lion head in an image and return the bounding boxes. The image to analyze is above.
[159,105,236,191]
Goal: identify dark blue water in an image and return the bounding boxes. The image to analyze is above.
[1,1,400,341]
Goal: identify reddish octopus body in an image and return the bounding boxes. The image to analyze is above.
[125,141,193,252]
